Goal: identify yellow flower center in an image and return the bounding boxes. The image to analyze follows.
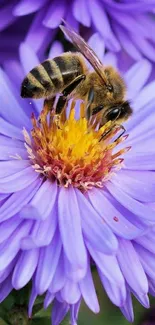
[24,100,130,190]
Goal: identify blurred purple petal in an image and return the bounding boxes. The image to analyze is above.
[13,0,46,16]
[73,0,91,27]
[43,0,66,28]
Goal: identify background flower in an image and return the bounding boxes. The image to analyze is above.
[0,0,155,67]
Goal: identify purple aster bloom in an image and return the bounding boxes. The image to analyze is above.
[0,0,155,65]
[1,35,155,325]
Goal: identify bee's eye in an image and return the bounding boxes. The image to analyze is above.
[107,107,120,121]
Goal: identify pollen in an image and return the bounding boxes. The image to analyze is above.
[23,100,130,190]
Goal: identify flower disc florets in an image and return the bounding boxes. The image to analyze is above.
[24,100,130,190]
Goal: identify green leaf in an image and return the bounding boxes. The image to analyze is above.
[30,317,51,325]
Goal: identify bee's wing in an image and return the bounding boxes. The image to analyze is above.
[60,23,107,85]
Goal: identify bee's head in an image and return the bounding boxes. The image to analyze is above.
[103,66,126,102]
[100,101,133,127]
[21,75,45,99]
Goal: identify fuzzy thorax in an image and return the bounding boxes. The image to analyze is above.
[23,101,130,190]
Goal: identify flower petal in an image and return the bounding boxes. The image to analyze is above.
[0,160,30,178]
[134,243,155,280]
[111,170,155,203]
[120,290,134,323]
[125,59,152,100]
[0,117,23,140]
[88,0,120,51]
[28,208,57,247]
[73,0,91,27]
[44,292,55,309]
[0,215,22,244]
[52,300,69,325]
[0,257,17,284]
[106,181,155,222]
[35,230,62,294]
[99,270,126,307]
[12,249,39,289]
[43,0,66,28]
[76,189,118,254]
[79,263,100,313]
[0,276,13,303]
[0,167,39,193]
[87,243,124,285]
[20,180,57,220]
[28,285,37,317]
[13,0,46,16]
[0,220,32,271]
[0,68,30,128]
[88,188,144,239]
[117,239,148,295]
[58,187,87,275]
[49,251,65,293]
[0,178,41,222]
[61,280,81,304]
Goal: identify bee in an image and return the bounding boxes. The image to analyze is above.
[21,22,132,127]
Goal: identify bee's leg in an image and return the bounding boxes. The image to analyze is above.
[99,124,126,142]
[43,97,55,111]
[92,105,104,115]
[86,87,94,120]
[55,74,86,114]
[113,125,126,143]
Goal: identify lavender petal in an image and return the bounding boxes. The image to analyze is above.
[99,270,126,307]
[76,188,118,254]
[0,178,42,222]
[35,230,62,294]
[52,299,69,325]
[61,280,81,304]
[120,290,134,322]
[12,249,39,289]
[0,220,32,271]
[0,167,39,193]
[0,276,13,303]
[117,239,148,295]
[20,180,57,220]
[58,187,87,275]
[79,263,100,313]
[49,251,65,293]
[88,188,144,239]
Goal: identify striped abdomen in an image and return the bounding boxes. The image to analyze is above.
[21,53,86,99]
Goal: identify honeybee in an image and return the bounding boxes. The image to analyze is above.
[21,22,132,127]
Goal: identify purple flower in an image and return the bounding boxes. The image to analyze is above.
[1,37,155,325]
[0,0,155,64]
